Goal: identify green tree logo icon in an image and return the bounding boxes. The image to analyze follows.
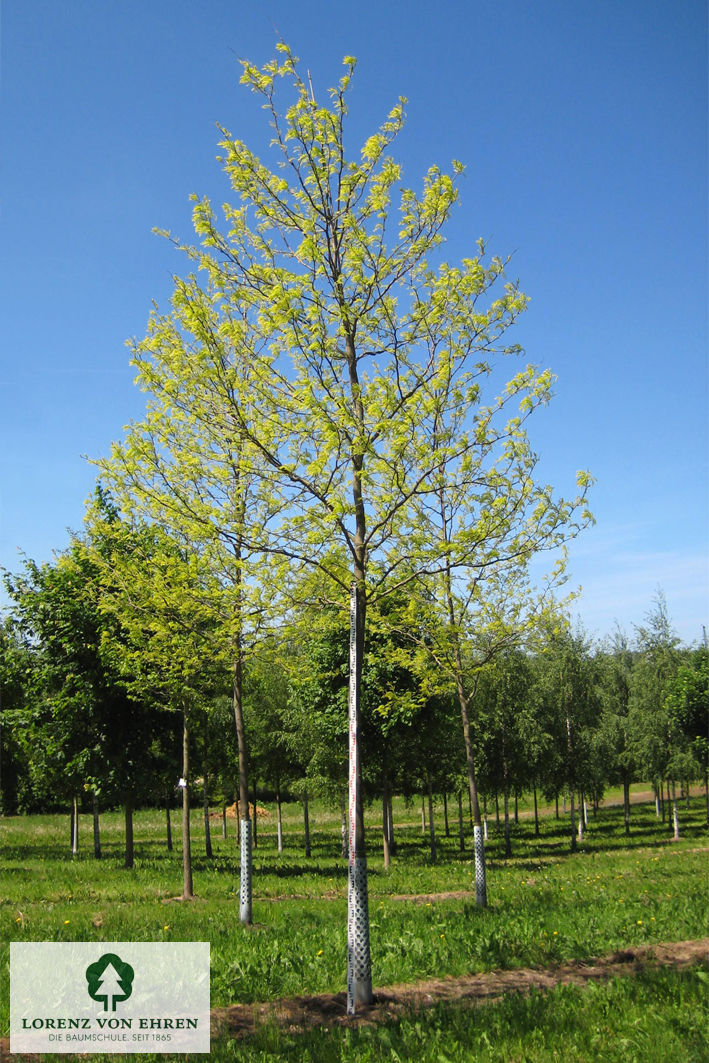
[85,953,134,1012]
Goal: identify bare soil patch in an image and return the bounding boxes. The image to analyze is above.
[210,938,709,1042]
[213,802,271,819]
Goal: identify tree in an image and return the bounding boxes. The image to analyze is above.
[3,540,160,865]
[628,592,682,833]
[476,649,538,857]
[663,645,708,828]
[101,44,591,1007]
[97,216,277,918]
[597,629,638,834]
[536,623,601,851]
[243,652,296,854]
[0,616,34,815]
[86,493,228,896]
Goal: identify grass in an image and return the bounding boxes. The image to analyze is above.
[206,965,709,1062]
[1,790,707,1059]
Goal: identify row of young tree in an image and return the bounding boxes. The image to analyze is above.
[0,46,704,1009]
[2,540,705,858]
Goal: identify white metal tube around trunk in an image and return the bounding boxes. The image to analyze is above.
[473,824,487,908]
[239,819,252,924]
[347,581,372,1014]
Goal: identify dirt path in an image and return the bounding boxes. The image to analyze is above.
[210,938,709,1041]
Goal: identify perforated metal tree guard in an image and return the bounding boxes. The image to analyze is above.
[240,818,252,924]
[347,856,372,1012]
[474,824,487,908]
[346,582,372,1014]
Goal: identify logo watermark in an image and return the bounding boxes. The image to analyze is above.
[85,953,135,1011]
[11,942,210,1053]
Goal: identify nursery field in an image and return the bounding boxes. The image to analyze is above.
[1,790,707,1061]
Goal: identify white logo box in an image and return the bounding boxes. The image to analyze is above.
[11,942,210,1054]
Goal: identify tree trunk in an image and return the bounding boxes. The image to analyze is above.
[276,786,283,854]
[533,783,539,836]
[427,777,436,864]
[303,790,311,858]
[569,790,577,853]
[387,791,396,855]
[203,749,213,860]
[166,799,173,852]
[555,793,559,820]
[514,789,519,826]
[71,794,79,856]
[253,782,258,850]
[654,784,661,819]
[623,779,631,836]
[382,789,390,871]
[672,780,680,840]
[421,794,426,834]
[452,660,487,907]
[182,706,194,899]
[577,793,584,843]
[92,793,101,859]
[443,792,449,836]
[503,774,511,858]
[565,703,576,853]
[457,791,465,851]
[495,792,500,830]
[341,325,375,1013]
[345,576,372,1007]
[124,796,134,870]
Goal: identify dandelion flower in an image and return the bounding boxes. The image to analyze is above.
[64,920,70,925]
[317,949,323,956]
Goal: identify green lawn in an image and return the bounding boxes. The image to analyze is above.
[1,791,707,1060]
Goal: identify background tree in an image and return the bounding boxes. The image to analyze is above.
[663,644,708,830]
[87,495,230,895]
[3,541,160,864]
[536,623,601,850]
[597,629,638,833]
[0,615,35,815]
[243,652,295,853]
[476,649,537,857]
[628,592,682,832]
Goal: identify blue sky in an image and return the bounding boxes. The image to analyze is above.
[1,0,707,645]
